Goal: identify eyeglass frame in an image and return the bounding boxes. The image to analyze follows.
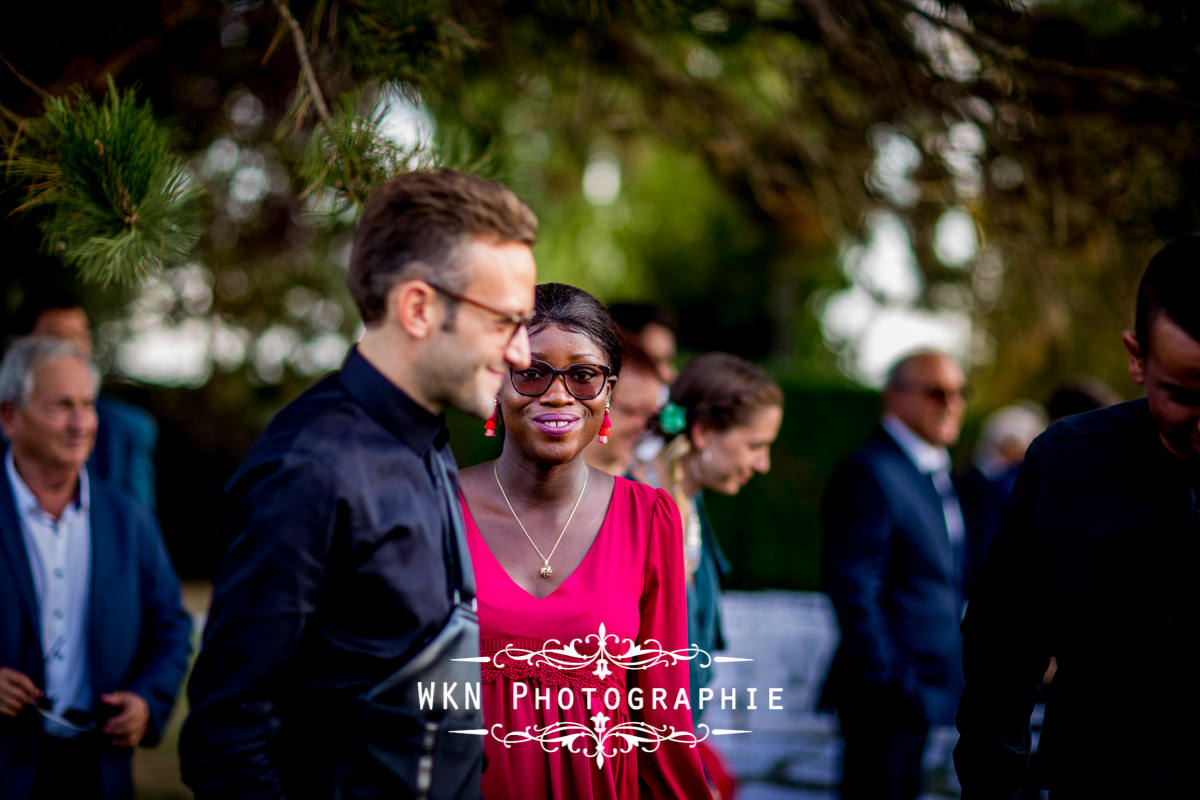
[509,359,615,400]
[424,281,535,345]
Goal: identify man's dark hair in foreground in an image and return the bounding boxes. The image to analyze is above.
[955,236,1200,798]
[180,169,538,799]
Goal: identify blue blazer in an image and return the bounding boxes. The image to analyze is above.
[820,427,965,726]
[0,456,192,800]
[91,393,158,512]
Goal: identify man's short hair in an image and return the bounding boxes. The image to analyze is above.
[607,301,679,337]
[617,329,659,379]
[884,348,957,391]
[0,336,99,408]
[1135,235,1200,351]
[348,169,538,326]
[13,286,86,335]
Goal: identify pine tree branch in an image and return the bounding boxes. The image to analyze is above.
[271,0,334,125]
[0,51,51,101]
[887,0,1200,109]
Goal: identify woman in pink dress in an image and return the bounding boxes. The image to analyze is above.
[459,282,712,799]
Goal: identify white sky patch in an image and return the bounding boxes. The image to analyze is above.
[295,331,350,376]
[934,208,979,267]
[686,45,723,79]
[378,92,435,157]
[844,212,922,303]
[117,318,214,387]
[823,213,971,386]
[869,126,922,207]
[583,153,622,206]
[852,306,972,386]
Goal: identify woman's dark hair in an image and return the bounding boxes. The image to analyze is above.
[530,283,623,375]
[660,352,782,438]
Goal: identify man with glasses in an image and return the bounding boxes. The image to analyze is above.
[181,169,537,799]
[820,349,968,800]
[0,336,192,800]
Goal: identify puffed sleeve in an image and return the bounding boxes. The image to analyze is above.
[634,488,714,799]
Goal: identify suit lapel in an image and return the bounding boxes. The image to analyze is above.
[87,476,117,681]
[876,428,957,576]
[0,461,42,640]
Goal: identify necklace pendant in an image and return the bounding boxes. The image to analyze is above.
[539,564,554,579]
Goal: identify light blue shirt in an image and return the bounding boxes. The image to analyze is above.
[5,451,93,737]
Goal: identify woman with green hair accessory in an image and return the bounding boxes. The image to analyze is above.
[646,352,784,792]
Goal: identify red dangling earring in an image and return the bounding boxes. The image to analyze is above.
[484,401,499,438]
[597,403,612,444]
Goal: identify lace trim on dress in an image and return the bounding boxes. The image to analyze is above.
[481,636,628,692]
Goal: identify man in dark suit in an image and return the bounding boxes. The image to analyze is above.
[821,349,968,800]
[0,336,192,799]
[956,237,1200,798]
[180,170,537,799]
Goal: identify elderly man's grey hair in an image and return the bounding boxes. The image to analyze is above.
[0,336,100,408]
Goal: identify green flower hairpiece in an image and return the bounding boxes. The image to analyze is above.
[659,402,687,436]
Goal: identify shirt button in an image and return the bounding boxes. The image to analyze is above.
[54,569,64,579]
[53,610,64,620]
[55,653,65,661]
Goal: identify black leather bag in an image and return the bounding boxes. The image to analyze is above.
[335,454,483,800]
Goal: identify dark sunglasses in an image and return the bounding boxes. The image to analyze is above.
[900,383,969,404]
[510,359,613,400]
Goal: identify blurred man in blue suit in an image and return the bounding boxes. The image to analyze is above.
[821,349,968,800]
[0,336,191,800]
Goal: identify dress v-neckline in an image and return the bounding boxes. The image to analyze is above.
[463,480,619,601]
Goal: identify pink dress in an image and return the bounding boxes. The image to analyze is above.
[462,477,713,799]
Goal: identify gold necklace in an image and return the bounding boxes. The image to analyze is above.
[493,462,588,579]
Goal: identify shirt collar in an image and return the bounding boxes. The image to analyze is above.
[338,345,449,453]
[5,449,90,517]
[881,413,950,474]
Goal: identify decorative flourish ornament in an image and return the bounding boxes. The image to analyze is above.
[597,403,612,444]
[490,719,711,770]
[488,621,710,677]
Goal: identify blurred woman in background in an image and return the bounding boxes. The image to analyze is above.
[647,352,784,798]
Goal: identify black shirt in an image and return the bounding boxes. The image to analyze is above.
[181,347,478,798]
[955,399,1200,798]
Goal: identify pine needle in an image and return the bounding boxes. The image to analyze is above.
[3,81,203,284]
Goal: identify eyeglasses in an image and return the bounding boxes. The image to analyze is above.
[899,383,969,404]
[425,282,535,344]
[510,359,613,400]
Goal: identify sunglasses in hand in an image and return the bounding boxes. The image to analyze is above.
[34,694,98,733]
